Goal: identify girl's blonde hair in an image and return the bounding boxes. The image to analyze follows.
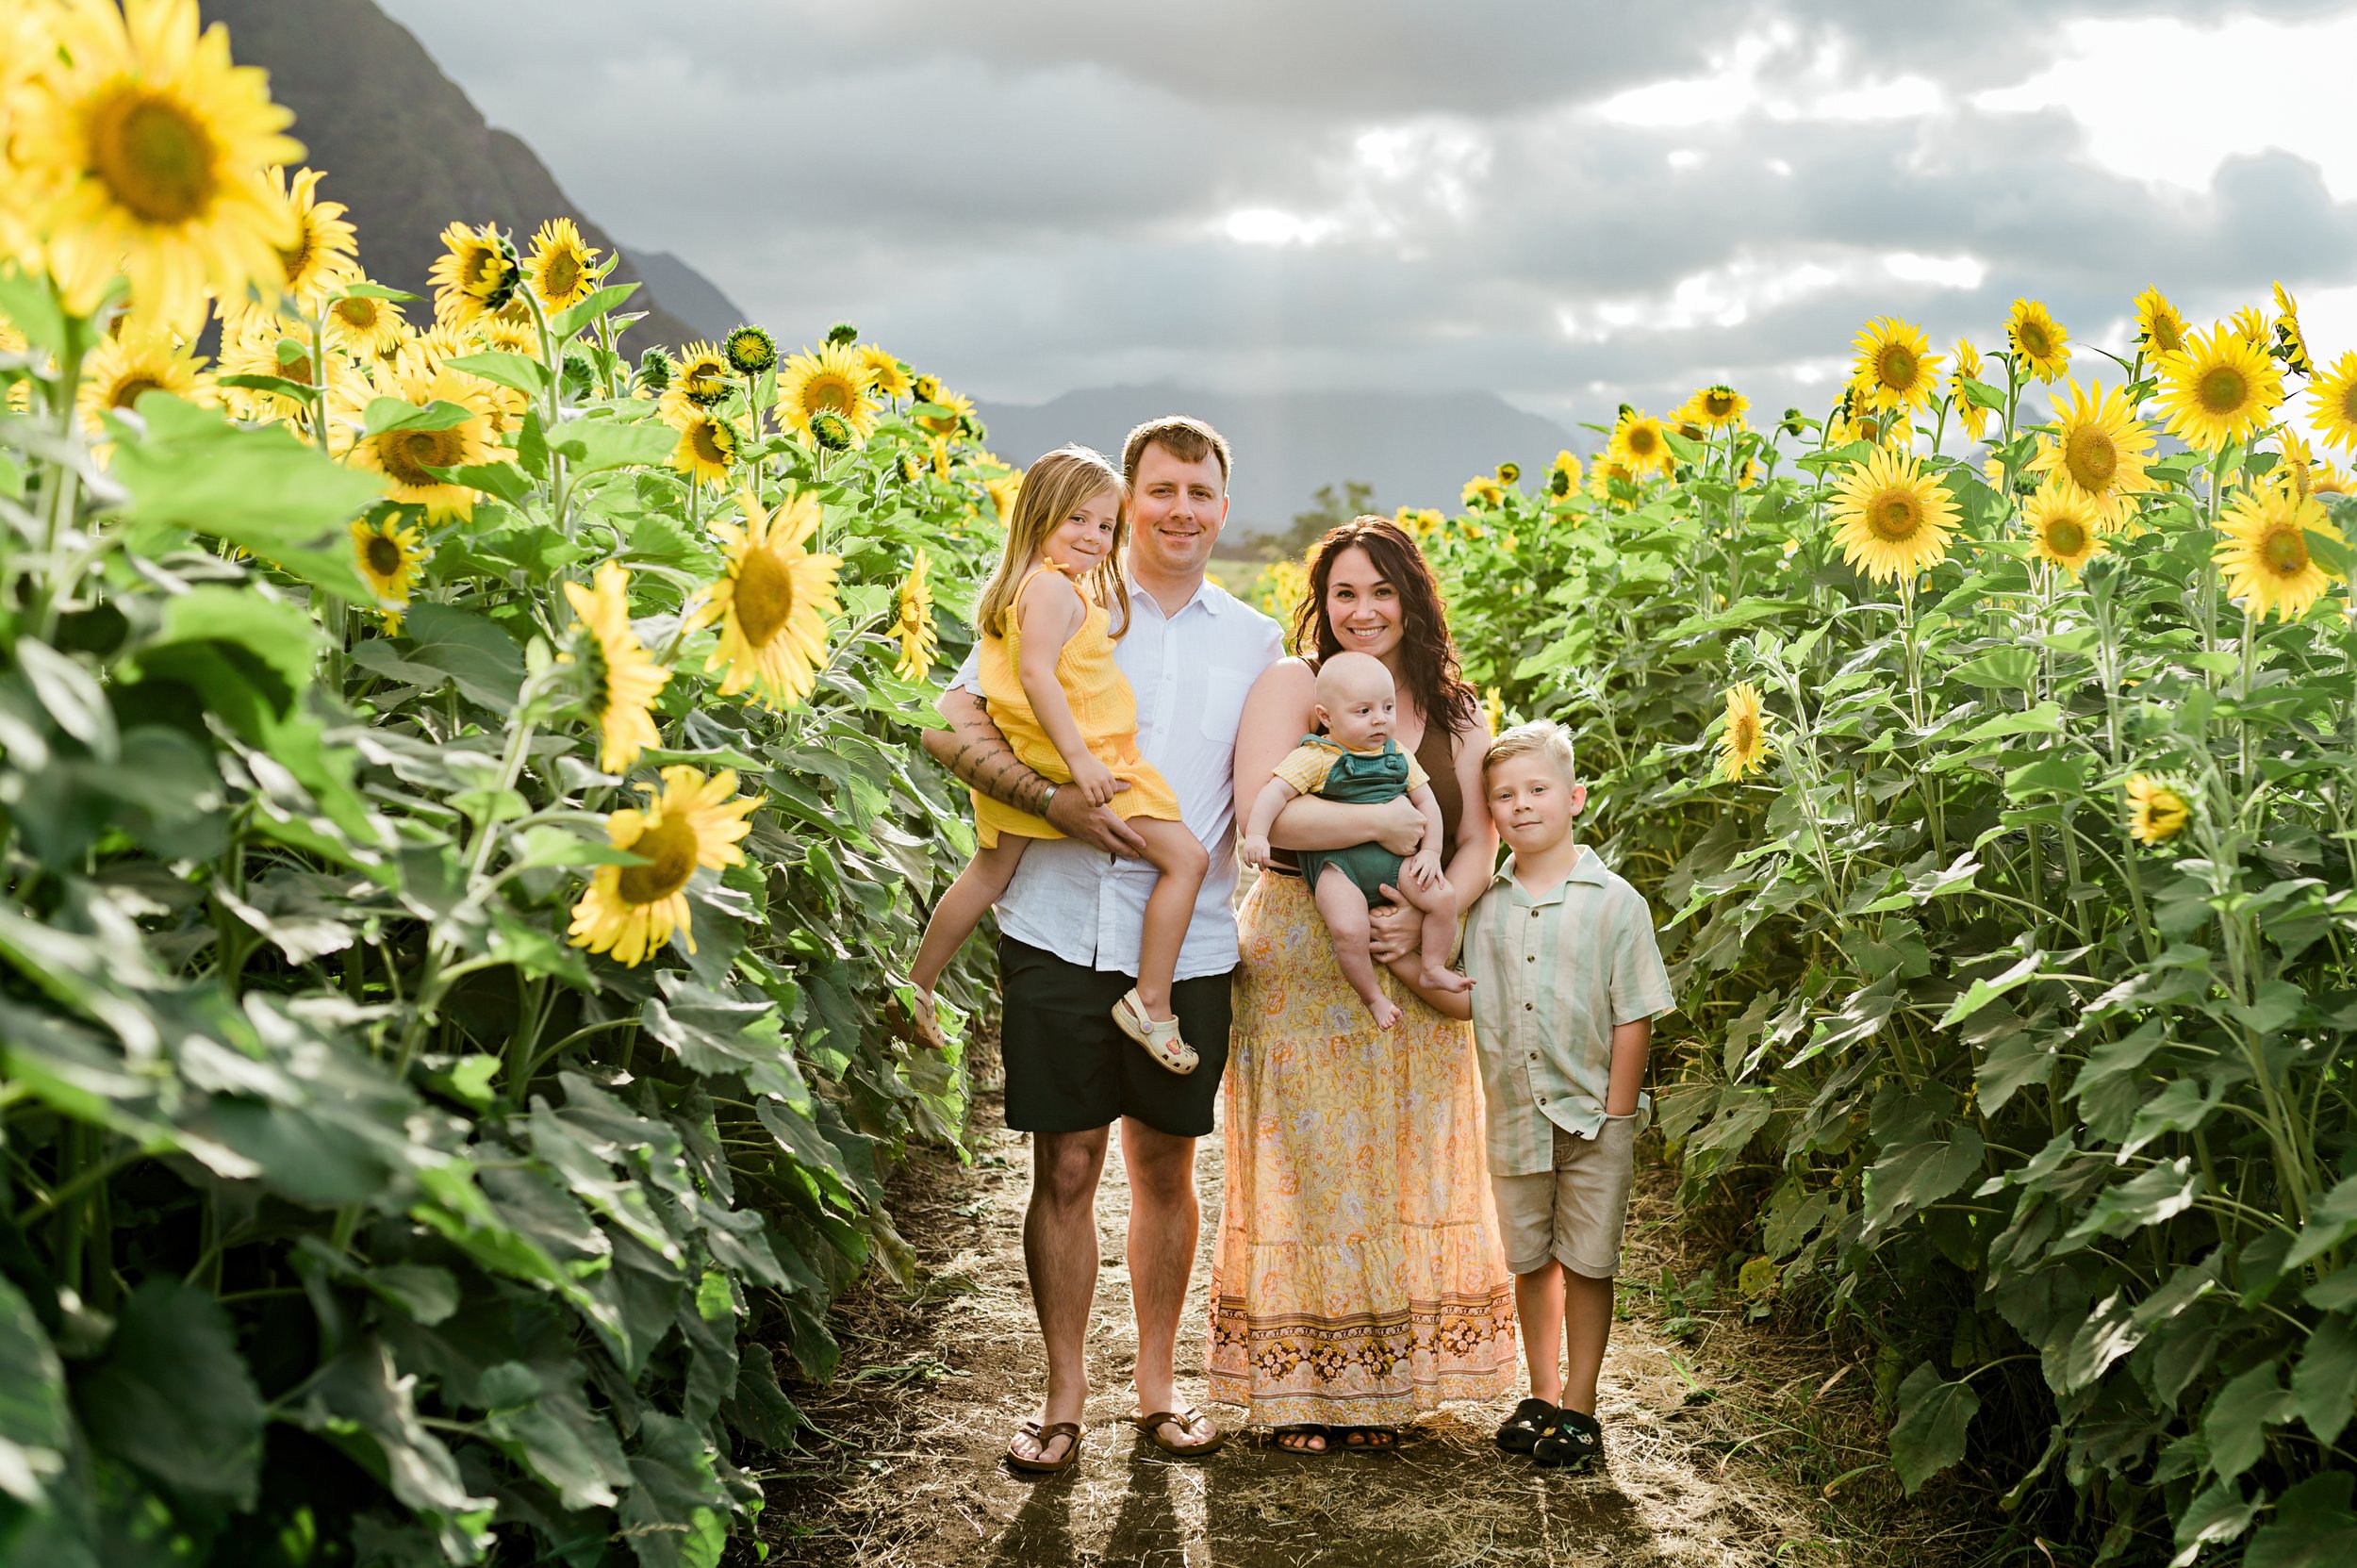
[974,445,1131,639]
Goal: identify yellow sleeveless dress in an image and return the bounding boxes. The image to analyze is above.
[973,564,1182,849]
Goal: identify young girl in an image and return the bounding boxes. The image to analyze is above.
[910,446,1210,1072]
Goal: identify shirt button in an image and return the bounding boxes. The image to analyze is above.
[1524,1002,1534,1012]
[1526,954,1536,963]
[1528,1050,1539,1061]
[1537,1096,1547,1105]
[1530,908,1541,918]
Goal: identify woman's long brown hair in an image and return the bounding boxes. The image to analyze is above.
[1287,515,1478,739]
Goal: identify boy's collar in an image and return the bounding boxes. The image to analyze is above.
[1492,843,1607,897]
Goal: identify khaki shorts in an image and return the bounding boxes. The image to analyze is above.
[1489,1114,1641,1279]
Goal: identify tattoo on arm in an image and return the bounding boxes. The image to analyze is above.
[931,707,1054,816]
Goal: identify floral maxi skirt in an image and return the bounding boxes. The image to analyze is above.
[1207,871,1517,1427]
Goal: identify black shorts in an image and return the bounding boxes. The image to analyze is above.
[997,936,1232,1136]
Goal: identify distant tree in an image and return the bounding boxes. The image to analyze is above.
[1261,479,1375,563]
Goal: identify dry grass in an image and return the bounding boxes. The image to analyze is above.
[753,1100,1996,1567]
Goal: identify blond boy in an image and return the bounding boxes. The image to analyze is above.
[1466,720,1672,1470]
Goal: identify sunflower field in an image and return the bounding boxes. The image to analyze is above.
[1395,303,2357,1560]
[0,4,1014,1562]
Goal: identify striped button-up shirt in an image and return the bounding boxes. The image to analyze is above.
[1467,847,1674,1176]
[950,573,1284,980]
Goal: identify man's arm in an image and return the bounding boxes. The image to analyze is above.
[920,688,1147,857]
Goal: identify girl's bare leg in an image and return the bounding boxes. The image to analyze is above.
[911,837,1029,998]
[1314,866,1400,1030]
[1127,818,1208,1020]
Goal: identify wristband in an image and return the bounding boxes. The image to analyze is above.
[1039,783,1058,816]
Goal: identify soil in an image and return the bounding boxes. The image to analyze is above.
[760,1093,1987,1567]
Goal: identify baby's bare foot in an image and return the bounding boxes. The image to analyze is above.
[1370,995,1403,1029]
[1422,966,1475,994]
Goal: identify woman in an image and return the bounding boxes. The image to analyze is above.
[1207,517,1516,1452]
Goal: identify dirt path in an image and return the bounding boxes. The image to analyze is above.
[766,1096,1975,1567]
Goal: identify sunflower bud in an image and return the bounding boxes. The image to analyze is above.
[1548,468,1571,497]
[912,373,941,404]
[1496,461,1521,486]
[561,346,597,401]
[810,408,855,452]
[636,346,676,396]
[826,322,858,347]
[725,324,778,376]
[1780,406,1805,437]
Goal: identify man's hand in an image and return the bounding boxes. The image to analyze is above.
[1047,784,1147,858]
[1369,797,1428,856]
[1368,885,1417,964]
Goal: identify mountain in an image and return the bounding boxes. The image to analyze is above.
[973,386,1577,538]
[627,251,749,343]
[201,0,731,352]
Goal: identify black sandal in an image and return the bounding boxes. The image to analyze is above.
[1272,1424,1333,1455]
[1532,1407,1603,1471]
[1337,1426,1398,1452]
[1496,1397,1557,1455]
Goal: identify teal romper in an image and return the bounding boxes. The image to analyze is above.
[1281,734,1425,903]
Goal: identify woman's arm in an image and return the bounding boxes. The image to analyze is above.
[1371,718,1496,963]
[1239,659,1426,854]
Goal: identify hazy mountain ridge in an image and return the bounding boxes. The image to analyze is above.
[974,386,1578,536]
[201,0,734,351]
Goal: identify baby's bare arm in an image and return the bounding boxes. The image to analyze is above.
[1243,775,1301,844]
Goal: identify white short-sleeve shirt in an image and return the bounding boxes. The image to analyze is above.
[950,574,1284,980]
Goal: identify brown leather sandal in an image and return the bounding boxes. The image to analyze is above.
[1004,1420,1083,1477]
[1130,1408,1227,1458]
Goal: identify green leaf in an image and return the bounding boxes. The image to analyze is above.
[362,396,476,437]
[2204,1358,2295,1481]
[1887,1362,1978,1494]
[2283,1173,2357,1270]
[552,416,675,475]
[481,1362,631,1512]
[2245,1472,2357,1568]
[340,281,420,302]
[444,351,551,396]
[547,282,638,341]
[1861,1124,1985,1238]
[2063,1158,2201,1246]
[0,1277,70,1507]
[146,585,324,699]
[397,602,527,709]
[108,396,379,601]
[75,1280,265,1508]
[1957,374,2007,411]
[13,641,115,762]
[1952,647,2039,690]
[1953,701,2063,744]
[297,1342,494,1519]
[2290,1314,2357,1445]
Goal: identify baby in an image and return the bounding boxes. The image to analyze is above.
[1238,652,1472,1028]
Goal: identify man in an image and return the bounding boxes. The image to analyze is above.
[922,415,1282,1474]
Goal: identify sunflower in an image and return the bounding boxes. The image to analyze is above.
[76,327,212,434]
[1608,409,1675,479]
[635,345,675,399]
[2214,484,2344,621]
[563,561,669,773]
[427,221,519,329]
[1828,447,1958,585]
[1547,449,1583,497]
[1496,460,1522,487]
[911,387,973,441]
[1851,318,1940,413]
[471,296,539,358]
[892,548,939,680]
[2157,325,2283,453]
[347,362,497,521]
[2274,430,2322,502]
[1461,473,1506,508]
[12,0,304,326]
[702,488,842,709]
[351,513,429,630]
[857,343,912,400]
[775,342,880,445]
[671,340,732,408]
[2134,288,2188,360]
[522,217,598,313]
[2125,775,2190,847]
[2026,378,2154,530]
[323,282,406,358]
[1589,456,1634,500]
[809,409,855,453]
[2271,282,2313,377]
[1395,505,1440,538]
[2023,476,2103,575]
[218,314,354,428]
[239,164,357,319]
[1483,688,1505,738]
[2229,305,2270,351]
[1717,683,1770,782]
[1947,338,1990,442]
[567,767,761,966]
[983,471,1023,523]
[2006,299,2070,382]
[1678,383,1748,429]
[667,405,742,487]
[723,324,777,378]
[2305,350,2357,452]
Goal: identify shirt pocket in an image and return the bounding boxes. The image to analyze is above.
[1199,668,1256,742]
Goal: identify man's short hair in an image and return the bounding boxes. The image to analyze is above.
[1122,415,1232,490]
[1483,719,1576,783]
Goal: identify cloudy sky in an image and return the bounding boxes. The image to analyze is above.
[376,0,2357,437]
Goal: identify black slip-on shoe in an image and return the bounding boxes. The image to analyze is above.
[1495,1396,1558,1455]
[1532,1406,1604,1471]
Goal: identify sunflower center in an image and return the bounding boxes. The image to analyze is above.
[1706,390,1736,416]
[810,377,854,415]
[1878,345,1917,388]
[460,244,509,296]
[2339,385,2357,424]
[2019,322,2052,357]
[276,220,317,285]
[280,351,315,385]
[1869,487,1923,541]
[690,421,731,465]
[383,426,462,487]
[2064,426,2118,490]
[1730,715,1758,752]
[543,250,583,299]
[2260,525,2309,575]
[108,374,165,409]
[1626,426,1658,456]
[88,90,217,224]
[616,812,699,905]
[364,535,404,577]
[2047,516,2087,556]
[334,297,379,329]
[2199,365,2248,415]
[733,545,797,648]
[2152,317,2184,355]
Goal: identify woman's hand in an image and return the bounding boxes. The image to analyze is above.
[1369,797,1428,856]
[1368,887,1417,964]
[1069,753,1118,806]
